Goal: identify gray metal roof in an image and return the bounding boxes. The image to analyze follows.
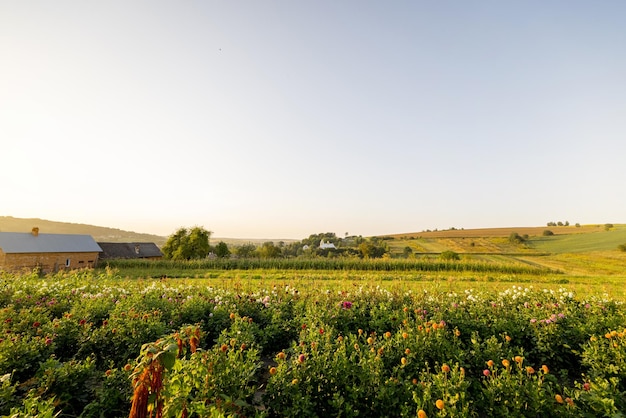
[0,232,102,254]
[97,242,163,259]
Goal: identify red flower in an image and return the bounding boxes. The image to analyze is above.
[32,322,41,328]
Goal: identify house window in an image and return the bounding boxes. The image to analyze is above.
[65,258,71,267]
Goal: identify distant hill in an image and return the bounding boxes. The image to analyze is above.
[384,224,626,255]
[0,216,168,246]
[0,216,298,248]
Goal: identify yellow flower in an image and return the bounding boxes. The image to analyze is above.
[367,337,374,345]
[401,357,407,365]
[435,399,445,410]
[291,378,298,385]
[454,329,461,337]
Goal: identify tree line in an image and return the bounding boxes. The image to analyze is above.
[161,228,390,261]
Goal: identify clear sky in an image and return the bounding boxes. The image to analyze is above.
[2,1,625,239]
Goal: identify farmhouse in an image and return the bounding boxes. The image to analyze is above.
[0,228,102,273]
[319,239,337,250]
[98,242,163,260]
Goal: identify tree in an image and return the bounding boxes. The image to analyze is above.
[162,227,212,260]
[618,244,626,252]
[256,242,282,258]
[234,243,256,258]
[440,250,460,261]
[214,241,230,258]
[509,232,525,244]
[543,230,554,236]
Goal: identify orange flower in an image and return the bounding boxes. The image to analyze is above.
[526,366,535,374]
[505,335,512,342]
[514,356,523,364]
[367,337,374,345]
[405,348,411,355]
[436,399,445,410]
[189,336,198,353]
[277,351,286,360]
[229,313,236,320]
[541,365,549,374]
[555,394,564,404]
[269,367,277,375]
[384,331,392,339]
[220,344,228,353]
[486,360,494,368]
[402,332,409,339]
[441,364,450,373]
[454,329,461,337]
[566,397,574,406]
[417,410,427,418]
[502,359,510,368]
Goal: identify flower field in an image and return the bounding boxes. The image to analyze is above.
[0,270,625,417]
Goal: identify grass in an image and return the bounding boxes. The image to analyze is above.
[528,225,626,253]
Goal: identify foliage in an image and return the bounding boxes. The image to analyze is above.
[0,271,625,416]
[214,241,231,258]
[509,232,526,245]
[162,227,212,260]
[439,251,460,261]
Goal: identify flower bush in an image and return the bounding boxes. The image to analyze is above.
[0,272,624,417]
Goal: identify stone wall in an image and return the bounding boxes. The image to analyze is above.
[0,252,100,273]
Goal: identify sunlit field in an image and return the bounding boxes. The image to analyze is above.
[0,263,624,417]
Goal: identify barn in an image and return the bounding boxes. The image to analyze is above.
[97,242,163,260]
[0,228,102,273]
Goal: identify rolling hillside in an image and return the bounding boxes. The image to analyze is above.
[0,216,168,246]
[386,224,626,256]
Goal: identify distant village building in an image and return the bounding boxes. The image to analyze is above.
[97,242,163,260]
[319,239,336,250]
[0,228,102,273]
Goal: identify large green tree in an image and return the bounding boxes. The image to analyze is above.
[162,226,212,260]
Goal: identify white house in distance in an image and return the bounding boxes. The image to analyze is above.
[319,239,336,250]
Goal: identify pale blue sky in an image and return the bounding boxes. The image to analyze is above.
[2,1,625,239]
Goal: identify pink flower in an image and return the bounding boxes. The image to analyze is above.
[342,301,353,309]
[483,369,490,376]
